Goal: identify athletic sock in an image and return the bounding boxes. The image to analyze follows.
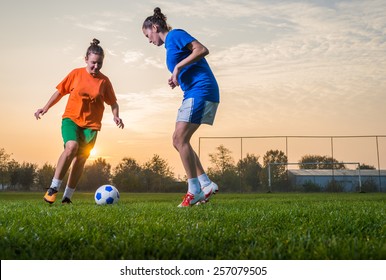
[50,178,62,191]
[198,173,212,188]
[188,178,201,194]
[63,186,75,199]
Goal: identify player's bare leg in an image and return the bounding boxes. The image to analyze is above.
[173,122,204,206]
[54,141,79,180]
[173,121,200,179]
[44,141,78,204]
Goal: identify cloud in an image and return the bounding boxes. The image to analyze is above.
[155,0,264,19]
[208,1,386,84]
[103,87,180,134]
[62,10,134,33]
[122,50,144,64]
[75,21,118,33]
[106,49,118,56]
[193,0,385,133]
[144,57,165,69]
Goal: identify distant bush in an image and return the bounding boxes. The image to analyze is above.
[302,180,322,192]
[359,178,379,193]
[325,180,344,192]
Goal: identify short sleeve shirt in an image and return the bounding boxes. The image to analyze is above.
[56,68,117,130]
[165,29,219,102]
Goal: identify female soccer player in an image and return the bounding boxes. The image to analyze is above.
[35,39,124,204]
[142,8,220,207]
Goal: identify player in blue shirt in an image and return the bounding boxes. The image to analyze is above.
[143,7,220,207]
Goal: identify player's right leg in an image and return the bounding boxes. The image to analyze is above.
[44,118,80,204]
[44,141,79,204]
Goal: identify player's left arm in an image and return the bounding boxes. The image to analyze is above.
[110,102,124,129]
[169,40,209,89]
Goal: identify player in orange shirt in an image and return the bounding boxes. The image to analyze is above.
[34,39,124,204]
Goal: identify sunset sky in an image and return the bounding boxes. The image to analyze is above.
[1,0,385,178]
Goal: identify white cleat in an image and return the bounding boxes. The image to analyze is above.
[178,191,205,207]
[197,182,219,204]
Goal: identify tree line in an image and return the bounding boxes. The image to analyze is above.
[0,146,376,193]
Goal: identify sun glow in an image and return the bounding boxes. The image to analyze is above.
[90,148,97,157]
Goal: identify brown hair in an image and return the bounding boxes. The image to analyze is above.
[142,7,172,32]
[86,38,104,58]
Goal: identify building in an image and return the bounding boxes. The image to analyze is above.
[288,169,386,192]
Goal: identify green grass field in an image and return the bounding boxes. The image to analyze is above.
[0,192,385,260]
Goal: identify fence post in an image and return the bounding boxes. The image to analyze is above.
[268,164,272,193]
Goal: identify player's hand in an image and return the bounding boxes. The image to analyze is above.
[34,108,46,120]
[114,117,124,129]
[168,77,178,89]
[169,67,180,89]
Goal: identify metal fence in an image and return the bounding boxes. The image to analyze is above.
[198,135,386,191]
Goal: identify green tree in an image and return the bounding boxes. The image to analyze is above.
[208,145,235,174]
[262,150,288,191]
[7,159,20,190]
[112,157,142,192]
[78,158,111,191]
[142,154,175,192]
[19,162,38,191]
[0,148,12,189]
[35,163,55,191]
[299,155,346,169]
[237,153,262,192]
[207,145,238,192]
[7,161,37,191]
[358,163,376,170]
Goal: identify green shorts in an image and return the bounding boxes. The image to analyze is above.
[61,118,98,156]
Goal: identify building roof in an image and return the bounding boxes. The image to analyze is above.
[288,169,386,176]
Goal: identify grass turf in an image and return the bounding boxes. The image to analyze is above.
[0,192,385,260]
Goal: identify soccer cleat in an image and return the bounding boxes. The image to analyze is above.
[44,188,58,204]
[61,197,72,204]
[178,191,205,207]
[199,182,219,204]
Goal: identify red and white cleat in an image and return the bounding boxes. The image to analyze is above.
[178,191,205,207]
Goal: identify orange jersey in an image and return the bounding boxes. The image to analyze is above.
[56,68,117,131]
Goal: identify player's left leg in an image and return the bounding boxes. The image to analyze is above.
[189,99,219,203]
[194,151,219,204]
[173,121,204,207]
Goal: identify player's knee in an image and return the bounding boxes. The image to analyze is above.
[64,141,79,158]
[172,135,180,151]
[76,154,89,164]
[172,132,185,150]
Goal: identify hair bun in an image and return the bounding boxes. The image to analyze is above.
[91,38,100,46]
[154,7,161,15]
[153,7,166,21]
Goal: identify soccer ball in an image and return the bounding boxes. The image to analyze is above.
[95,185,120,205]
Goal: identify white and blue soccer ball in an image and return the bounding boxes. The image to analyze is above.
[95,185,120,205]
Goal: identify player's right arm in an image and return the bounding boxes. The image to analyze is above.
[34,90,63,120]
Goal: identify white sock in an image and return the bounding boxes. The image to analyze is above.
[50,178,62,191]
[63,186,75,199]
[198,173,212,188]
[188,178,201,194]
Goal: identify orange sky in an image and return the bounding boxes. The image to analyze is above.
[1,0,385,178]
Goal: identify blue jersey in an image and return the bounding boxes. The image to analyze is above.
[165,29,220,103]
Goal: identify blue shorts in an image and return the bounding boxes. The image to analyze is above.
[176,98,219,125]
